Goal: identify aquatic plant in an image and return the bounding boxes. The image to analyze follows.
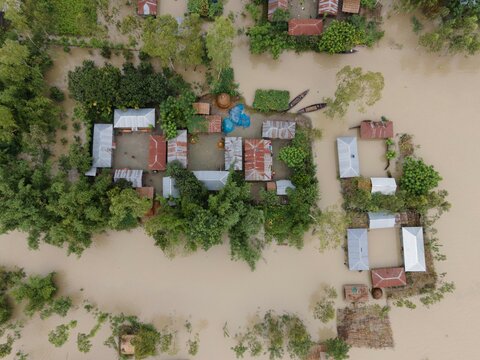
[252,89,290,112]
[48,321,77,348]
[324,337,351,360]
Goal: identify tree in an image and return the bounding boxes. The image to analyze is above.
[178,14,205,68]
[0,40,30,84]
[247,22,290,59]
[160,90,202,139]
[206,16,235,76]
[142,15,179,68]
[400,157,442,196]
[108,187,151,231]
[0,105,17,144]
[0,295,11,325]
[48,321,77,347]
[132,326,161,359]
[324,338,351,360]
[11,273,57,316]
[279,145,307,168]
[318,20,359,54]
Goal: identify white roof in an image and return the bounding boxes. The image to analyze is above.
[276,180,295,195]
[167,130,188,168]
[113,169,143,188]
[113,108,155,130]
[402,227,426,272]
[224,137,243,170]
[337,137,360,178]
[262,120,296,139]
[193,171,229,191]
[371,177,397,195]
[347,228,369,271]
[368,212,396,229]
[85,167,97,177]
[162,177,180,199]
[92,124,113,168]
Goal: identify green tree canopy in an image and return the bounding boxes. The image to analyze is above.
[206,16,235,76]
[11,273,57,316]
[142,15,179,67]
[178,14,205,68]
[108,187,151,231]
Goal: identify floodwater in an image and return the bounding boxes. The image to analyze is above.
[1,1,480,359]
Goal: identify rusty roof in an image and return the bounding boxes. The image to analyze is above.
[288,19,323,36]
[268,0,289,21]
[205,115,222,133]
[244,139,272,181]
[318,0,338,15]
[148,135,166,171]
[371,267,407,288]
[136,187,154,200]
[360,120,394,139]
[137,1,157,15]
[167,130,188,168]
[193,102,210,115]
[342,0,360,13]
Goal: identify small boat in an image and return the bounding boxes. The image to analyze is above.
[339,49,358,54]
[296,103,327,114]
[285,89,309,111]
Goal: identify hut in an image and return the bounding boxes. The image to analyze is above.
[371,267,407,288]
[371,177,397,195]
[336,137,360,178]
[114,169,143,188]
[114,108,155,131]
[244,139,273,181]
[148,135,166,171]
[318,0,338,16]
[137,0,157,16]
[344,284,369,303]
[402,227,426,272]
[120,334,135,355]
[342,0,361,13]
[347,228,369,271]
[162,177,180,199]
[86,124,113,176]
[268,0,288,21]
[368,212,396,229]
[193,171,229,191]
[193,102,210,115]
[288,19,324,36]
[225,137,243,170]
[167,130,188,168]
[262,120,296,139]
[360,120,394,139]
[276,180,295,195]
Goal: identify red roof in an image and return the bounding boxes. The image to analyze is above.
[360,120,394,139]
[244,139,272,181]
[288,19,323,36]
[318,0,338,16]
[371,267,407,288]
[342,0,360,13]
[205,115,222,133]
[193,102,210,115]
[149,135,166,171]
[138,1,157,15]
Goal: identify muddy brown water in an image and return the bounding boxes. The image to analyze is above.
[1,2,480,359]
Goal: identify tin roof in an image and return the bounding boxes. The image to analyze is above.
[276,180,295,195]
[288,19,324,36]
[137,0,157,16]
[347,228,369,270]
[114,169,143,188]
[225,137,243,170]
[162,176,180,198]
[91,124,113,168]
[244,139,273,181]
[371,177,397,195]
[114,108,155,130]
[337,137,360,178]
[360,120,394,139]
[268,0,289,21]
[342,0,361,13]
[318,0,338,15]
[368,212,396,229]
[148,135,166,171]
[193,171,229,191]
[371,267,407,288]
[193,102,210,115]
[402,227,426,272]
[167,130,188,168]
[262,120,296,139]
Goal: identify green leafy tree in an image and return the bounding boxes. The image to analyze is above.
[279,146,307,168]
[206,16,235,77]
[319,21,359,54]
[132,326,161,359]
[400,157,442,196]
[324,338,351,360]
[108,187,151,231]
[207,67,239,96]
[0,105,17,144]
[11,273,57,316]
[142,15,179,67]
[178,14,205,68]
[0,295,11,325]
[40,296,72,319]
[247,23,290,59]
[48,321,77,347]
[160,90,199,138]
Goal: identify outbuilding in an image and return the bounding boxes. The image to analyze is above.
[337,137,360,178]
[371,267,407,288]
[114,169,143,188]
[86,124,113,176]
[193,171,229,191]
[244,139,273,181]
[262,120,296,139]
[148,135,166,171]
[288,19,324,36]
[162,176,180,199]
[368,212,396,229]
[167,130,188,168]
[225,137,243,170]
[344,284,369,303]
[318,0,338,16]
[347,228,369,271]
[114,108,155,131]
[402,227,426,272]
[371,177,397,195]
[360,120,394,139]
[276,180,295,195]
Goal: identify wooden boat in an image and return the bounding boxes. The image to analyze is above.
[340,49,358,54]
[296,103,327,114]
[285,89,309,111]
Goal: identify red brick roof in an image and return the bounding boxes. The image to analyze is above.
[371,267,407,288]
[205,115,222,133]
[268,0,289,21]
[148,135,166,171]
[342,0,360,13]
[360,120,394,139]
[288,19,323,36]
[138,0,157,16]
[244,139,272,181]
[193,102,210,115]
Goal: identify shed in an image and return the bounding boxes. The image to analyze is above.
[268,0,288,21]
[262,120,296,139]
[402,227,426,272]
[344,284,369,303]
[193,102,210,115]
[225,137,243,170]
[91,124,113,168]
[318,0,338,15]
[167,130,188,168]
[342,0,361,13]
[114,108,155,130]
[368,212,396,229]
[138,0,157,15]
[276,180,295,195]
[288,19,324,36]
[193,171,229,191]
[371,177,397,195]
[205,115,222,133]
[148,135,166,171]
[162,176,180,198]
[347,228,369,271]
[244,139,273,181]
[371,267,407,288]
[120,334,135,355]
[114,169,143,188]
[360,120,394,139]
[337,137,360,178]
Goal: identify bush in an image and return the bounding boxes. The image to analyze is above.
[100,45,112,59]
[253,89,290,112]
[247,23,291,59]
[0,295,11,325]
[319,20,359,54]
[324,338,351,360]
[360,0,378,10]
[400,157,442,196]
[11,273,57,316]
[50,86,65,102]
[279,145,307,168]
[207,67,239,96]
[271,9,290,22]
[188,0,223,19]
[348,15,384,47]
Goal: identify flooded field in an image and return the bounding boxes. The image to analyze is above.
[1,1,480,359]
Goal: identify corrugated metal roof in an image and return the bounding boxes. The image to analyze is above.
[193,171,229,191]
[402,227,426,272]
[368,212,396,229]
[262,120,296,139]
[360,120,394,139]
[138,1,157,15]
[276,180,295,195]
[244,139,272,181]
[288,19,324,36]
[114,169,143,188]
[371,177,397,195]
[342,0,360,13]
[268,0,288,21]
[318,0,338,15]
[193,102,210,115]
[148,135,166,171]
[371,267,407,288]
[85,167,97,177]
[347,228,369,270]
[225,137,243,170]
[337,137,360,178]
[114,108,155,130]
[92,124,113,168]
[167,130,188,168]
[162,177,180,198]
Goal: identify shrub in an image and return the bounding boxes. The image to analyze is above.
[48,321,77,347]
[279,145,307,168]
[271,9,290,22]
[324,337,351,360]
[188,0,223,19]
[132,326,161,359]
[247,23,291,59]
[313,286,337,323]
[319,20,359,54]
[252,89,290,112]
[11,273,57,316]
[400,157,442,196]
[207,67,239,96]
[348,15,384,47]
[360,0,378,10]
[50,86,65,102]
[0,295,11,325]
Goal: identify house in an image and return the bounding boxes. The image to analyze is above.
[337,137,360,178]
[244,139,273,181]
[114,169,143,188]
[368,212,396,229]
[137,0,157,16]
[167,130,188,168]
[193,171,229,191]
[268,0,288,21]
[318,0,338,16]
[262,120,296,139]
[225,137,243,170]
[276,180,295,195]
[86,124,113,176]
[402,227,426,272]
[347,228,369,271]
[344,284,369,302]
[162,176,180,198]
[360,120,394,139]
[342,0,361,13]
[193,102,210,115]
[288,19,324,36]
[148,135,166,171]
[114,108,155,131]
[371,177,397,195]
[371,267,407,288]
